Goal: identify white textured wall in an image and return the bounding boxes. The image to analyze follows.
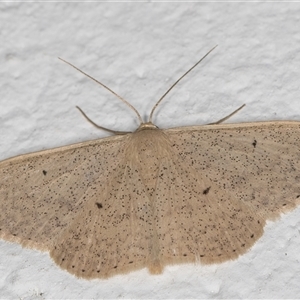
[0,3,300,299]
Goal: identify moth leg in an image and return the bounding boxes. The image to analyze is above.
[207,104,245,125]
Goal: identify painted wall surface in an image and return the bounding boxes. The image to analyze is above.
[0,3,300,299]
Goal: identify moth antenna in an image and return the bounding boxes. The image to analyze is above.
[59,57,144,125]
[76,106,131,135]
[148,45,218,123]
[207,104,246,125]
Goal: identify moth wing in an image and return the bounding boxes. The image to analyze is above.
[0,136,126,250]
[154,156,265,266]
[165,121,300,221]
[50,160,154,279]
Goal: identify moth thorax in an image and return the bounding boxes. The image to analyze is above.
[126,129,171,164]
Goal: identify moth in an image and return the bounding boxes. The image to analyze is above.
[0,46,299,279]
